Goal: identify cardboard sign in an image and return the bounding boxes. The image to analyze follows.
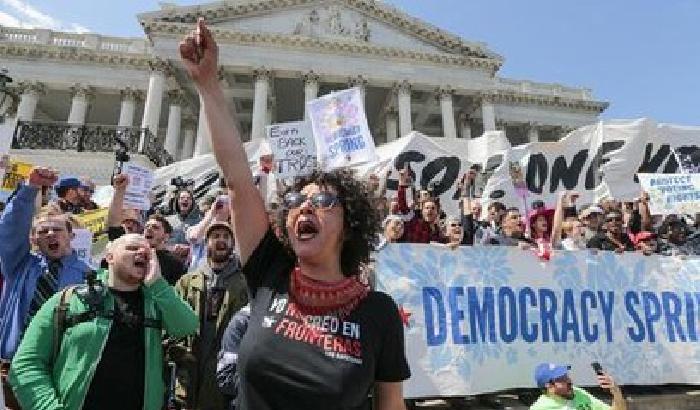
[637,173,700,215]
[307,87,377,170]
[266,121,316,177]
[122,163,154,210]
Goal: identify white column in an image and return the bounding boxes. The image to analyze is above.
[118,88,140,127]
[385,109,398,143]
[438,87,457,139]
[528,123,540,143]
[251,68,270,141]
[16,82,44,121]
[180,117,196,160]
[481,99,496,132]
[194,95,211,156]
[395,81,412,138]
[303,71,320,119]
[458,112,472,139]
[164,89,184,157]
[140,59,168,150]
[67,84,92,125]
[266,97,275,127]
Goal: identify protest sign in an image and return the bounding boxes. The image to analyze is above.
[70,228,93,266]
[376,244,700,397]
[122,162,154,210]
[74,207,108,240]
[307,87,377,170]
[637,173,700,215]
[0,158,33,202]
[266,121,316,178]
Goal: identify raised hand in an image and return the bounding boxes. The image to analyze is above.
[112,173,129,192]
[28,167,58,188]
[179,18,219,88]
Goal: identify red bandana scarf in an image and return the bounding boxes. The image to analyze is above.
[289,267,369,318]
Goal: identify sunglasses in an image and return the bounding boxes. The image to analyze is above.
[449,223,462,227]
[606,217,623,223]
[283,191,340,210]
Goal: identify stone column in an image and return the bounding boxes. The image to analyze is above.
[347,75,367,103]
[458,112,472,139]
[67,84,93,125]
[527,123,540,143]
[395,80,412,138]
[251,68,270,141]
[194,95,211,156]
[437,87,457,139]
[266,97,276,128]
[385,108,398,143]
[481,99,496,132]
[140,59,169,150]
[118,88,141,127]
[164,89,185,157]
[180,116,197,160]
[303,71,319,119]
[16,82,45,121]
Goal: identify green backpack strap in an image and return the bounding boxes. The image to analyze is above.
[51,286,78,364]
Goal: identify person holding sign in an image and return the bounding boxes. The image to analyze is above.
[530,363,627,410]
[180,18,410,410]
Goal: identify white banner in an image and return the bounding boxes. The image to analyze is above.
[307,88,377,170]
[266,121,316,178]
[637,173,700,215]
[70,228,93,266]
[376,244,700,397]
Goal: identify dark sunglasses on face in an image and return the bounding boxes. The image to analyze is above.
[283,191,340,210]
[606,217,622,223]
[449,223,462,227]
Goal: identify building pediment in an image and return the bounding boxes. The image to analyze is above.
[138,0,502,64]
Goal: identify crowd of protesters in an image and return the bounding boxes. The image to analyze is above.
[0,18,691,410]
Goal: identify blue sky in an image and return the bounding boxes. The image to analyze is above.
[1,0,698,125]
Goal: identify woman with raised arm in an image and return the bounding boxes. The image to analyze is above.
[180,19,410,410]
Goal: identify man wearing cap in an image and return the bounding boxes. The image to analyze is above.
[78,177,99,211]
[172,221,248,410]
[579,205,604,242]
[531,363,627,410]
[53,177,86,214]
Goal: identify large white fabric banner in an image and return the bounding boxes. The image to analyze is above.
[376,244,700,397]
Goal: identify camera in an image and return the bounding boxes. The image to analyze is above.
[170,176,193,189]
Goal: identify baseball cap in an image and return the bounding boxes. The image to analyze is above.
[534,363,571,388]
[56,177,82,190]
[206,221,233,238]
[579,205,603,219]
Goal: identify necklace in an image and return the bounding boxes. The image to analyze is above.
[289,267,369,318]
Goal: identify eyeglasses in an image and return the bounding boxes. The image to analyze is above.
[449,223,462,227]
[283,191,340,210]
[606,217,623,223]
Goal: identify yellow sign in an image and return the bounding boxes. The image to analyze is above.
[1,159,33,193]
[74,208,109,238]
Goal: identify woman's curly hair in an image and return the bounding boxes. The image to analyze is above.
[276,168,381,277]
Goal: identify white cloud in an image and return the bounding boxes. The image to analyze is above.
[0,0,91,33]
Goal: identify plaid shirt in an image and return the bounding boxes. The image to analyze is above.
[397,185,445,244]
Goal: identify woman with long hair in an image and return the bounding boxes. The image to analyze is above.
[179,19,410,410]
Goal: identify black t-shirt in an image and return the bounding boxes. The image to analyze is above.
[106,226,186,285]
[236,229,410,410]
[586,232,636,252]
[83,288,145,410]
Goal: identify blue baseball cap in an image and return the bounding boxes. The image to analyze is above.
[534,363,571,388]
[56,177,82,190]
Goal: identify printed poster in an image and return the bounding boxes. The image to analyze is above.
[0,158,33,202]
[307,87,377,170]
[122,162,154,210]
[70,228,93,266]
[637,173,700,215]
[266,121,316,178]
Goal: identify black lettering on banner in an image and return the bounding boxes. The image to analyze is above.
[386,151,425,191]
[636,143,671,182]
[585,140,625,190]
[674,145,700,173]
[549,150,588,192]
[420,156,460,197]
[526,153,548,194]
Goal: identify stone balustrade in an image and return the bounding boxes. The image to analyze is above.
[0,26,150,54]
[497,78,593,100]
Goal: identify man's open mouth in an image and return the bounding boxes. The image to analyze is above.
[295,219,319,241]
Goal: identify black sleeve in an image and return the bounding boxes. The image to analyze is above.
[107,226,126,241]
[563,206,578,219]
[586,236,602,249]
[374,293,411,382]
[241,228,294,297]
[628,210,642,234]
[461,213,475,246]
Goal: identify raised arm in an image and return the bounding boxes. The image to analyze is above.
[180,19,268,265]
[107,173,128,228]
[550,192,566,247]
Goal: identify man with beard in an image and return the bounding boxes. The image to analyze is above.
[52,177,87,214]
[530,363,627,410]
[9,234,198,410]
[173,222,248,410]
[0,167,89,408]
[108,174,186,285]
